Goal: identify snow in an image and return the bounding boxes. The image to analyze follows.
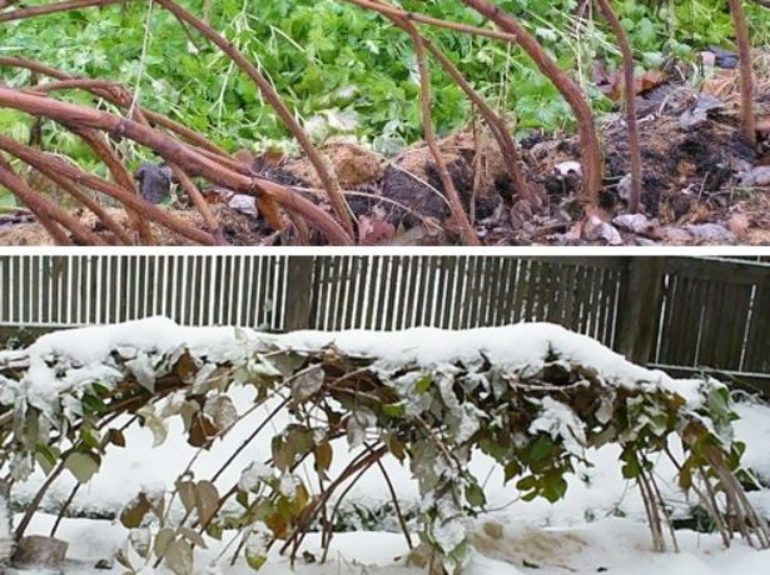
[6,394,770,573]
[8,514,770,575]
[528,396,587,454]
[0,317,712,409]
[2,320,769,573]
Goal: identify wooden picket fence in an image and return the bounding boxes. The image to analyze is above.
[0,255,768,388]
[0,254,287,330]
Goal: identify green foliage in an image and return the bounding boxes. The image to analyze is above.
[2,0,769,161]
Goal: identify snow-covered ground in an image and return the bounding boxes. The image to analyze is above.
[7,513,770,575]
[2,319,770,574]
[6,403,770,574]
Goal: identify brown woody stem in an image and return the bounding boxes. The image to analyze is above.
[461,0,604,204]
[595,0,643,213]
[728,0,757,147]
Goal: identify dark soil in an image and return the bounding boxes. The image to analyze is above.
[2,77,770,246]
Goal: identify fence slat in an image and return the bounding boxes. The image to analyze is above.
[1,255,768,388]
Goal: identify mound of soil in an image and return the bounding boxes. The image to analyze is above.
[2,70,770,246]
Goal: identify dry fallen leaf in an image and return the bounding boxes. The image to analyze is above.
[358,215,395,245]
[726,213,750,238]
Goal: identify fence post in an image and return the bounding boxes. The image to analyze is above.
[616,257,665,364]
[283,256,315,331]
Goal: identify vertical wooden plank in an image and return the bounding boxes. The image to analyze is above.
[299,256,313,329]
[412,256,428,327]
[449,257,468,329]
[475,257,489,327]
[87,256,96,324]
[313,256,330,330]
[731,284,754,371]
[352,256,369,329]
[696,281,723,367]
[484,257,504,327]
[100,255,112,324]
[535,260,553,323]
[383,257,400,331]
[144,255,156,319]
[325,256,342,330]
[378,256,396,329]
[0,256,9,324]
[744,285,770,372]
[198,255,212,325]
[179,255,193,325]
[228,255,240,326]
[499,258,519,325]
[717,284,751,370]
[45,257,57,325]
[162,255,174,322]
[169,256,181,324]
[340,256,359,330]
[428,256,443,326]
[331,256,346,331]
[39,256,48,324]
[558,264,574,329]
[669,276,697,366]
[616,258,665,363]
[544,262,561,325]
[151,255,163,320]
[595,268,610,345]
[284,257,315,330]
[456,256,474,328]
[466,256,482,327]
[188,255,200,325]
[609,268,624,350]
[437,256,456,329]
[312,256,326,331]
[60,256,70,324]
[481,257,499,326]
[496,258,514,326]
[567,264,585,332]
[262,255,276,329]
[708,281,732,368]
[210,255,224,325]
[400,257,418,330]
[246,256,259,328]
[134,255,146,320]
[214,256,229,326]
[524,260,541,322]
[69,256,80,325]
[230,256,243,327]
[338,256,354,329]
[125,255,135,322]
[511,259,530,323]
[19,256,28,324]
[474,256,491,327]
[238,256,252,327]
[10,256,19,324]
[270,256,284,331]
[370,255,388,330]
[685,280,710,366]
[364,256,382,329]
[412,256,428,330]
[579,266,595,336]
[656,273,678,363]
